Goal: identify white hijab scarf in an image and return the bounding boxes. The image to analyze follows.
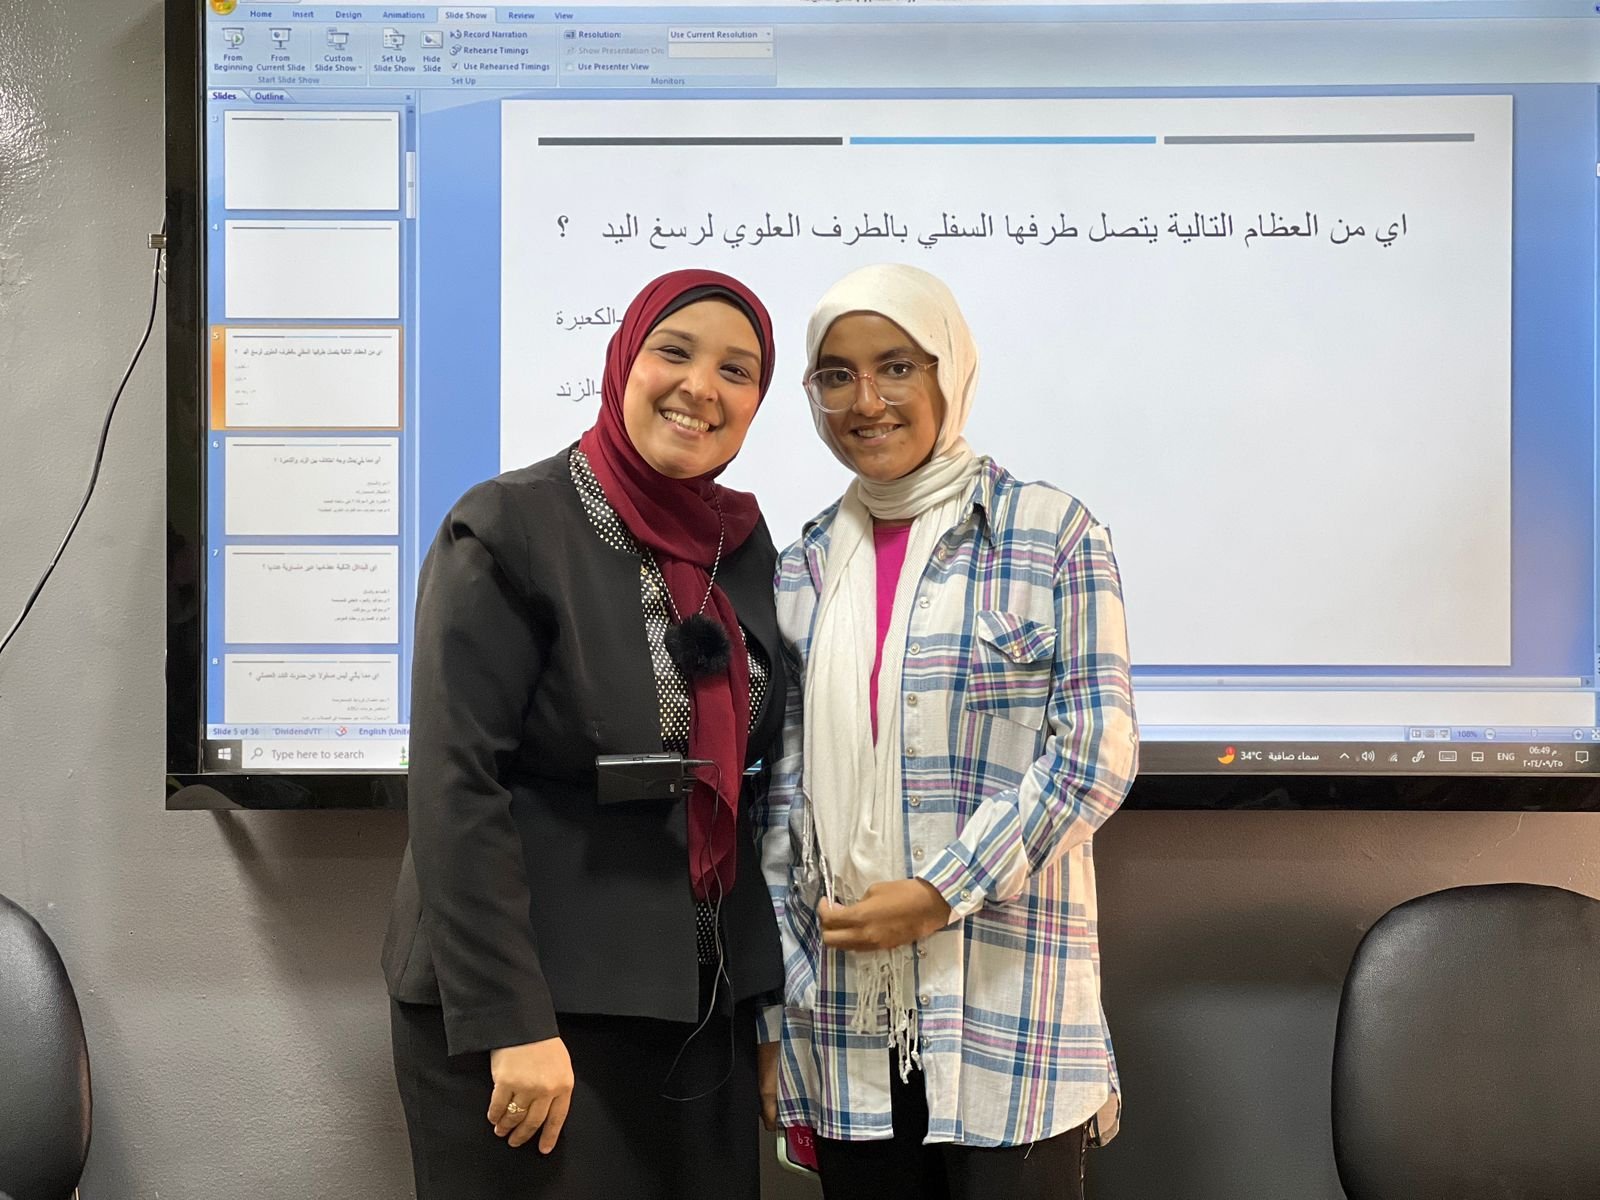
[802,264,982,1076]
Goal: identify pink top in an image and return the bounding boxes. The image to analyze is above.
[869,521,913,743]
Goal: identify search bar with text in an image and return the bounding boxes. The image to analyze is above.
[242,739,407,771]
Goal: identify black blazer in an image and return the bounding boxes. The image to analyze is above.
[381,449,787,1057]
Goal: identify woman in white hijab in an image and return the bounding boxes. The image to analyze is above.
[755,264,1139,1200]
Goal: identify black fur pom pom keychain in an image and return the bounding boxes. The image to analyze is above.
[663,503,731,680]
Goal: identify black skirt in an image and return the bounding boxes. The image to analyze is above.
[391,968,761,1200]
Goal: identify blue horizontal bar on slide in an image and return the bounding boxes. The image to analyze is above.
[849,135,1157,145]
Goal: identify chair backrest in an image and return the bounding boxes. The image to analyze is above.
[0,893,91,1200]
[1332,882,1600,1200]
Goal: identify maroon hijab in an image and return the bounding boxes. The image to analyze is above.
[577,270,776,901]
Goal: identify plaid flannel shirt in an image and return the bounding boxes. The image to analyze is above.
[756,458,1138,1148]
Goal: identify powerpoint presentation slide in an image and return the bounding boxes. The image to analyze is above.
[224,110,401,211]
[225,219,399,319]
[224,653,400,724]
[213,326,402,429]
[224,545,399,645]
[502,94,1512,668]
[225,437,399,536]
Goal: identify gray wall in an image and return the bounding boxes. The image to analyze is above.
[1086,813,1600,1198]
[1,3,1595,1197]
[0,2,415,1197]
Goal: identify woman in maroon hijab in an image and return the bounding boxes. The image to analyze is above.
[383,271,787,1199]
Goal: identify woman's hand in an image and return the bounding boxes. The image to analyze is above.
[819,879,952,953]
[757,1041,780,1132]
[488,1037,575,1152]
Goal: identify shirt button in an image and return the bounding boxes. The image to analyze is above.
[908,796,921,808]
[918,993,931,1006]
[936,546,948,561]
[960,888,973,902]
[918,597,930,609]
[906,746,918,757]
[906,694,918,707]
[913,847,924,861]
[908,642,921,655]
[916,945,927,958]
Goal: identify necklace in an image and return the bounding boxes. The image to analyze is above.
[661,503,732,680]
[662,508,725,624]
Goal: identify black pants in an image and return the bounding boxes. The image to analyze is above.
[813,1056,1088,1200]
[391,968,760,1200]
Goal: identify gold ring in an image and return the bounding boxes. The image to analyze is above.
[506,1101,524,1116]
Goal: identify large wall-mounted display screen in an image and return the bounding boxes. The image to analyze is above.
[168,0,1600,796]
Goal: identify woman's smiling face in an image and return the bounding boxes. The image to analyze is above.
[816,312,946,483]
[621,299,763,479]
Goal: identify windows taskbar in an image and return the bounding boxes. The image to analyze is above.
[171,738,1600,808]
[197,735,1600,776]
[1142,740,1600,775]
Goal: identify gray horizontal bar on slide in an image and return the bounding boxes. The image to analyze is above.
[1164,133,1475,144]
[537,137,842,146]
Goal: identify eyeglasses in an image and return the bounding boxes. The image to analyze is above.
[804,357,938,414]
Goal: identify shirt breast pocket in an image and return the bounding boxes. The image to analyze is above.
[964,609,1056,731]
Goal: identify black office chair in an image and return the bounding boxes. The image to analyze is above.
[1332,882,1600,1200]
[0,893,91,1200]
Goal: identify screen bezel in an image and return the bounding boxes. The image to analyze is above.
[164,0,401,810]
[163,0,1600,810]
